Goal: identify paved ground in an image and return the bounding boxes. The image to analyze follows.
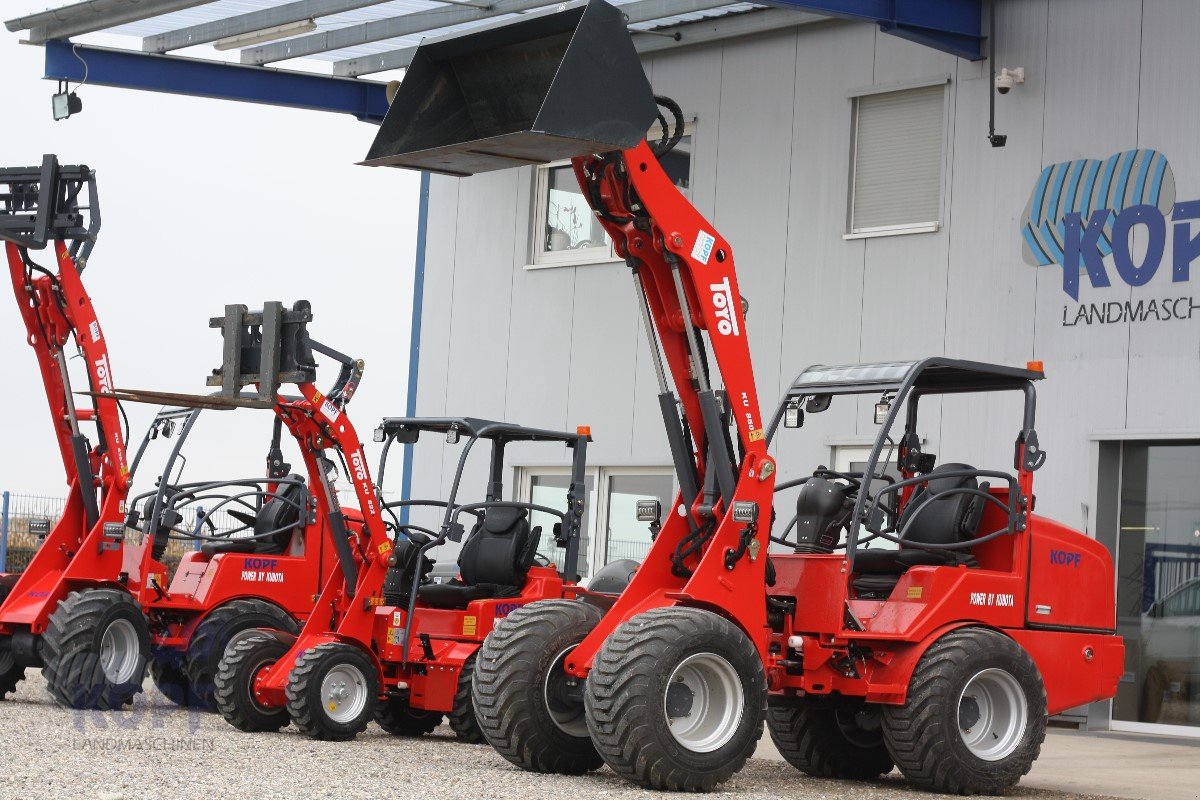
[754,727,1200,800]
[0,673,1188,800]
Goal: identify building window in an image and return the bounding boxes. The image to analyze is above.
[847,83,945,238]
[529,121,694,269]
[603,472,675,564]
[518,465,674,578]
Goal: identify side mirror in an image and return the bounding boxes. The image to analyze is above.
[805,394,832,414]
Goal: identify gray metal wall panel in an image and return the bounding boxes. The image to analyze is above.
[712,30,798,408]
[566,262,642,461]
[938,0,1048,481]
[773,21,874,485]
[415,0,1200,549]
[1030,0,1142,526]
[503,168,575,434]
[1125,2,1200,430]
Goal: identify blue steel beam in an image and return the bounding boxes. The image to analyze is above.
[758,0,984,61]
[43,39,390,123]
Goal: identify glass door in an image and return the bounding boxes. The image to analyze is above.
[1113,441,1200,734]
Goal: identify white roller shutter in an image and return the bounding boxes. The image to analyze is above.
[850,84,945,233]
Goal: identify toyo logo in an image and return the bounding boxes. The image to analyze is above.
[709,277,740,336]
[350,449,369,483]
[94,354,114,394]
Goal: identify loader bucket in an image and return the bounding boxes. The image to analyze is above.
[362,0,658,176]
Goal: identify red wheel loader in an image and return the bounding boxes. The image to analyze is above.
[360,1,1124,793]
[213,415,604,742]
[0,156,137,704]
[90,300,376,712]
[0,160,373,711]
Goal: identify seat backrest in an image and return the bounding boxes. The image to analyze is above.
[255,477,308,554]
[793,477,851,553]
[458,507,538,588]
[897,463,984,547]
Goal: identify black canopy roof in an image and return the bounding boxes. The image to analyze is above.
[377,416,589,444]
[783,358,1044,398]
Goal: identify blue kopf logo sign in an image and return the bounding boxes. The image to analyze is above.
[1021,149,1200,305]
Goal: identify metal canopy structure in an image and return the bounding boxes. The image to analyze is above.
[5,0,983,122]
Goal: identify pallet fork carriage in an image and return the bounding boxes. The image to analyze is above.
[362,1,1124,793]
[213,416,602,741]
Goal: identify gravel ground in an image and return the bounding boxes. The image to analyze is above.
[0,673,1121,800]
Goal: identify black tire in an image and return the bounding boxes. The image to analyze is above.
[472,600,604,775]
[375,697,443,736]
[585,606,766,792]
[186,599,298,712]
[214,632,292,732]
[42,588,150,710]
[448,653,483,743]
[0,583,25,701]
[767,699,894,780]
[286,642,379,741]
[149,647,192,707]
[0,647,23,701]
[881,627,1047,795]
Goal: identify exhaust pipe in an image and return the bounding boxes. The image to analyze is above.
[361,0,658,176]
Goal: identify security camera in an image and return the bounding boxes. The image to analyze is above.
[995,67,1025,95]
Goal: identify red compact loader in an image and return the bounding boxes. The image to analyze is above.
[90,300,374,712]
[360,2,1124,793]
[0,162,370,711]
[0,156,137,704]
[213,415,601,742]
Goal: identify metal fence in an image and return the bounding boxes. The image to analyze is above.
[0,490,246,574]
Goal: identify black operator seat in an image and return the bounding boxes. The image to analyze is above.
[852,463,984,597]
[201,476,308,557]
[418,506,540,610]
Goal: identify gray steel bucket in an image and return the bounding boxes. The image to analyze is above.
[361,0,658,176]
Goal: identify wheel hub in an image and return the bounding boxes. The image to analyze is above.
[958,668,1028,762]
[321,664,368,724]
[665,679,695,718]
[99,618,140,684]
[544,646,589,737]
[663,652,744,753]
[959,694,982,731]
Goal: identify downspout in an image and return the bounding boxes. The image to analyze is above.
[399,170,430,524]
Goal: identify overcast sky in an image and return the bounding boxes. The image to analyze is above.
[0,34,420,500]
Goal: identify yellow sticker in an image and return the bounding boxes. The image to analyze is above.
[748,428,765,442]
[387,628,403,645]
[907,586,924,599]
[378,541,392,555]
[462,615,477,636]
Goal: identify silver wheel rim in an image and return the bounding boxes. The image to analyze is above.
[664,652,744,753]
[544,647,588,737]
[321,663,369,724]
[99,618,141,684]
[958,668,1027,761]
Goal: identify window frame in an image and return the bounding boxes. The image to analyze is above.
[527,119,697,270]
[845,77,950,240]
